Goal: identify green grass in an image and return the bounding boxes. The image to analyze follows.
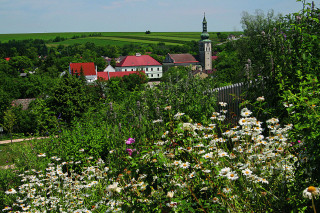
[0,31,243,47]
[0,143,15,167]
[46,37,134,47]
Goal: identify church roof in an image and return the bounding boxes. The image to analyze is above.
[167,53,199,64]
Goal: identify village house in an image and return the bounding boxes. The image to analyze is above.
[69,62,97,82]
[69,61,146,82]
[115,53,162,79]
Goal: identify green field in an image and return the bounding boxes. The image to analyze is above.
[0,31,242,47]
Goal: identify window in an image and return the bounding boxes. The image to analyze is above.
[151,74,153,77]
[146,68,148,71]
[157,74,159,77]
[151,68,153,71]
[157,68,160,71]
[125,69,127,71]
[131,69,134,71]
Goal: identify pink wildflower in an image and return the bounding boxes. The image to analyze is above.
[126,138,135,145]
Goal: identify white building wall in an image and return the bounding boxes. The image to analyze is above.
[115,65,163,78]
[86,75,97,83]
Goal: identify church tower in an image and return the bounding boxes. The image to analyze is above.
[199,14,212,71]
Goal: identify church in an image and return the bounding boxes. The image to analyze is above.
[163,14,212,72]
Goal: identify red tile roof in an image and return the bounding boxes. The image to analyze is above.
[168,54,198,64]
[117,55,161,67]
[97,71,146,80]
[69,62,96,76]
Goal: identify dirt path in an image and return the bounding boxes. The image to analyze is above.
[0,137,50,145]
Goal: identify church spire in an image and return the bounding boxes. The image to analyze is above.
[201,13,209,40]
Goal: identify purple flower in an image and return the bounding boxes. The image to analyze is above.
[126,138,135,145]
[126,148,137,156]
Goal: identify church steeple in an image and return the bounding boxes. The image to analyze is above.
[201,13,209,40]
[199,13,212,71]
[203,13,207,32]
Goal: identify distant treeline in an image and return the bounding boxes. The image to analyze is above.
[52,33,103,42]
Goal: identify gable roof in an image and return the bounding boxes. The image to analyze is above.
[167,53,199,64]
[97,71,145,81]
[117,55,161,67]
[69,62,96,76]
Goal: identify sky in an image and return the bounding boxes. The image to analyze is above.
[0,0,317,34]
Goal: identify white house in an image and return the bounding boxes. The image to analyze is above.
[115,53,162,79]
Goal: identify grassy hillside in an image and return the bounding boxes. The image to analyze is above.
[0,31,243,47]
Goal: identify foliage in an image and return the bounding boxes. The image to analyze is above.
[213,50,242,84]
[46,74,99,124]
[235,2,320,210]
[1,106,308,212]
[2,108,16,143]
[161,66,190,83]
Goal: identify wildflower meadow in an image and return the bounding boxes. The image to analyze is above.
[1,99,318,212]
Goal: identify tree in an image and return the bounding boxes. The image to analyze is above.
[2,108,16,143]
[9,56,33,73]
[241,9,281,36]
[213,51,242,84]
[94,57,107,71]
[110,58,116,68]
[161,66,190,83]
[46,74,92,124]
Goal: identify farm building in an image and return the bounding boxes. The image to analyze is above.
[115,53,162,79]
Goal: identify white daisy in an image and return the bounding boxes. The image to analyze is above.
[226,171,239,180]
[219,167,231,177]
[242,168,253,176]
[189,172,196,179]
[173,160,182,166]
[202,152,213,159]
[37,153,46,157]
[180,162,190,169]
[223,187,232,193]
[5,188,17,194]
[241,108,252,117]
